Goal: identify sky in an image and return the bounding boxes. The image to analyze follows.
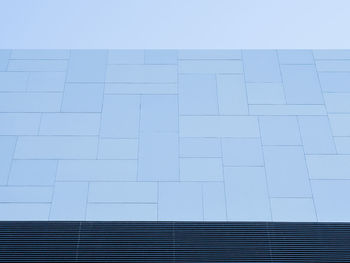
[0,0,349,48]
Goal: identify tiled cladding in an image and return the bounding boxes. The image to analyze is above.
[0,49,349,222]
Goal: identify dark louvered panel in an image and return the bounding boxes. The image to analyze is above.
[77,222,174,262]
[1,221,350,262]
[268,222,350,263]
[0,221,80,262]
[174,222,271,262]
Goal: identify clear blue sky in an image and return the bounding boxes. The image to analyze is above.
[0,0,349,48]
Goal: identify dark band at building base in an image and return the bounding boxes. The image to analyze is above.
[0,221,349,262]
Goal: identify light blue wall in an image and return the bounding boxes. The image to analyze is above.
[0,49,350,222]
